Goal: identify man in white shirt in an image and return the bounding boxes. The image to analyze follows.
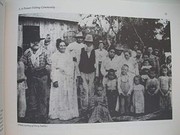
[95,40,108,83]
[101,48,121,79]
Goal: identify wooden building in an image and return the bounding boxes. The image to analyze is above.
[18,13,80,50]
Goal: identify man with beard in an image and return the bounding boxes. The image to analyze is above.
[21,30,51,123]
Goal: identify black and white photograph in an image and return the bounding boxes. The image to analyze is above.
[17,12,172,124]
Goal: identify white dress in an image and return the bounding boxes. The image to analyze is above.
[132,84,145,113]
[49,51,79,120]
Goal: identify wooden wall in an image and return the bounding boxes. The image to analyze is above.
[18,17,78,50]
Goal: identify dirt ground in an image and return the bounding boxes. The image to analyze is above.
[46,110,172,124]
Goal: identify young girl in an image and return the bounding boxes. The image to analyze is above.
[17,46,27,122]
[88,84,112,123]
[158,65,172,111]
[103,69,118,116]
[145,68,160,113]
[140,60,151,86]
[132,76,145,115]
[140,68,150,86]
[118,64,133,115]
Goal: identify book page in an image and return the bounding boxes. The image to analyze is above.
[0,0,5,135]
[5,0,180,135]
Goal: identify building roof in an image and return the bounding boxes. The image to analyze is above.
[19,13,81,23]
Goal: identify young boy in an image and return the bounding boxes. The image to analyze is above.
[118,64,133,115]
[103,69,118,116]
[159,65,172,111]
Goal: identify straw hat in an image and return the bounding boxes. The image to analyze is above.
[99,40,103,43]
[75,32,84,38]
[115,45,124,51]
[84,34,93,42]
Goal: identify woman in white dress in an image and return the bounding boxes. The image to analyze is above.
[49,39,79,120]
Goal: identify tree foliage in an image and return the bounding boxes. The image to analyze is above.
[78,14,170,51]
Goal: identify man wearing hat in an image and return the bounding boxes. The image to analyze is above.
[21,30,51,123]
[79,34,96,112]
[95,40,108,84]
[101,47,122,79]
[115,44,124,57]
[115,44,125,63]
[66,32,85,63]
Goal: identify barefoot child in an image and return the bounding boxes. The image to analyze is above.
[103,69,118,116]
[118,64,133,115]
[88,84,112,123]
[132,75,145,115]
[158,65,172,111]
[145,68,160,113]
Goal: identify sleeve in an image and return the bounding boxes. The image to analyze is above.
[116,56,123,77]
[95,51,100,77]
[118,77,123,94]
[75,61,80,76]
[76,48,82,72]
[21,62,27,80]
[145,79,149,91]
[128,75,134,95]
[50,54,58,83]
[43,50,52,73]
[155,79,160,93]
[134,60,139,75]
[76,46,84,66]
[20,51,28,71]
[158,77,161,90]
[102,77,107,88]
[116,61,122,78]
[101,59,107,77]
[169,77,172,91]
[142,85,145,93]
[45,51,52,65]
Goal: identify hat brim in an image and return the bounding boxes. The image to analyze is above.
[75,36,84,38]
[30,38,45,42]
[85,40,93,42]
[116,48,124,51]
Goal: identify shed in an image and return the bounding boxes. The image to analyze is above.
[18,13,80,50]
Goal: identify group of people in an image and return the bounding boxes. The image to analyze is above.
[17,30,172,123]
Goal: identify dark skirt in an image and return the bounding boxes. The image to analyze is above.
[145,91,160,113]
[26,75,50,123]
